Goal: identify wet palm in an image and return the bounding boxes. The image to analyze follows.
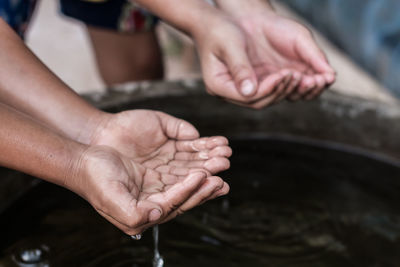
[91,110,231,174]
[78,110,231,235]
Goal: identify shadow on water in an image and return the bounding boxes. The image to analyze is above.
[1,137,400,267]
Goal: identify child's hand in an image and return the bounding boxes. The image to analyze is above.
[194,0,335,109]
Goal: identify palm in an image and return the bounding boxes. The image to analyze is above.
[80,145,225,236]
[244,16,312,78]
[82,110,231,235]
[91,110,230,175]
[239,13,335,98]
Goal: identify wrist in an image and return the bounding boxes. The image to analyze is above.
[61,141,91,196]
[189,8,228,40]
[216,0,275,18]
[75,110,112,145]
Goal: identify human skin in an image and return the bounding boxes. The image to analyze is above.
[132,0,295,102]
[0,103,230,235]
[215,0,336,108]
[86,26,164,86]
[0,20,231,235]
[0,20,230,170]
[134,0,334,108]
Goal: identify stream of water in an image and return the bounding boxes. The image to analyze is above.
[152,226,164,267]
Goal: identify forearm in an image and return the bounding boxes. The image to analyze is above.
[0,102,86,189]
[0,19,105,144]
[215,0,274,16]
[134,0,224,36]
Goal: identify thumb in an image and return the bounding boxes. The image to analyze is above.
[155,111,200,140]
[296,32,335,74]
[223,43,258,97]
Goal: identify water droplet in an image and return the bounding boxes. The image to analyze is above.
[131,234,142,240]
[13,245,49,267]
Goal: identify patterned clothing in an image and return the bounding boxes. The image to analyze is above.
[60,0,158,33]
[0,0,37,36]
[0,0,158,38]
[282,0,400,97]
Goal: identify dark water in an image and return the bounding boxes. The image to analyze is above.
[1,137,400,267]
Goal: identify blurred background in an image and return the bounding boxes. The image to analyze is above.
[2,2,400,266]
[26,0,397,103]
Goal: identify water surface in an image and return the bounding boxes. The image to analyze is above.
[1,137,400,267]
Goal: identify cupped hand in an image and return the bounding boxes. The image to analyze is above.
[235,11,336,107]
[194,16,265,105]
[195,9,335,109]
[90,110,231,175]
[68,145,229,236]
[78,110,231,234]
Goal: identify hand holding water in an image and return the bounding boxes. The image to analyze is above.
[66,110,231,235]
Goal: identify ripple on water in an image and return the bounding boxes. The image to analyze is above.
[1,138,400,267]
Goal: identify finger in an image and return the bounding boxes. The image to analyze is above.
[255,71,286,100]
[156,165,190,176]
[92,184,162,230]
[274,71,302,104]
[97,209,151,236]
[155,111,200,140]
[174,146,232,161]
[271,71,293,104]
[247,72,292,109]
[286,71,302,95]
[297,75,316,95]
[96,202,161,234]
[161,176,227,222]
[305,74,326,100]
[170,156,230,174]
[203,52,282,104]
[202,181,230,204]
[176,136,229,152]
[288,83,302,101]
[222,72,286,108]
[156,165,213,178]
[140,179,230,230]
[202,55,249,101]
[295,30,335,74]
[147,172,206,217]
[324,72,336,85]
[223,40,258,97]
[275,71,293,97]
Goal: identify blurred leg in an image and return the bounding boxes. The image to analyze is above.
[60,0,163,86]
[87,27,164,86]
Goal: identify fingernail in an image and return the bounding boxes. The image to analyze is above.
[190,142,199,152]
[199,151,209,159]
[149,209,162,222]
[199,139,207,146]
[240,79,255,96]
